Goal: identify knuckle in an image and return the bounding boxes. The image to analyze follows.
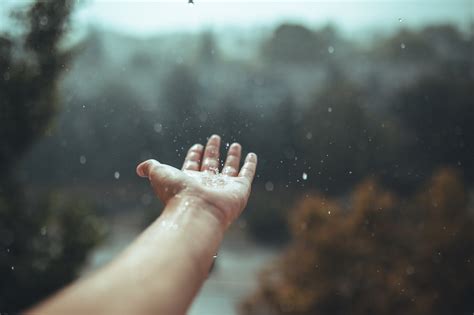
[188,151,201,160]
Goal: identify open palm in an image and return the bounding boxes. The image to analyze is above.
[136,135,257,226]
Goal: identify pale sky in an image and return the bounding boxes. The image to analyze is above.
[75,0,473,35]
[1,0,473,36]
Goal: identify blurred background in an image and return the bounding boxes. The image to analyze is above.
[1,0,473,314]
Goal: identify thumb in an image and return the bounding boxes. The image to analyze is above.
[137,159,183,189]
[136,159,161,178]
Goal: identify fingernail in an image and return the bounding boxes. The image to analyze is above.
[248,153,257,161]
[136,159,159,177]
[136,164,146,177]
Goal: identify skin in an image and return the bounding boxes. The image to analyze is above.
[29,134,257,315]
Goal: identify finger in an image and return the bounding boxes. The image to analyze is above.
[239,153,257,183]
[222,143,242,176]
[136,159,160,178]
[137,159,182,192]
[201,134,221,172]
[182,144,204,171]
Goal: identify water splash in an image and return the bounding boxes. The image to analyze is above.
[201,173,227,187]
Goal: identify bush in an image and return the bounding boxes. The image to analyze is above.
[241,168,474,315]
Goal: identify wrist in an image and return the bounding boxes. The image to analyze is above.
[165,193,229,230]
[158,194,225,277]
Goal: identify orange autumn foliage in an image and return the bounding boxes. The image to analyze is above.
[241,168,474,315]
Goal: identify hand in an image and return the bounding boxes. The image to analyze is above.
[136,135,257,227]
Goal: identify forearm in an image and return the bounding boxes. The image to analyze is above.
[29,195,225,315]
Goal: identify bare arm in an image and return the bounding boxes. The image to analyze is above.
[29,135,257,315]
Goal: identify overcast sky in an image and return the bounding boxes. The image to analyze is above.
[1,0,472,36]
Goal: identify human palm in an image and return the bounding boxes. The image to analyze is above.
[136,135,257,226]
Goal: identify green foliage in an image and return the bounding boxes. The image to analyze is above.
[0,0,105,312]
[197,31,220,64]
[375,25,470,62]
[0,191,105,312]
[163,64,199,121]
[241,168,474,315]
[300,72,382,194]
[262,24,339,63]
[0,0,74,175]
[394,62,474,181]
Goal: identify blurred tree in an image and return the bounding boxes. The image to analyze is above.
[241,168,474,315]
[197,31,220,64]
[262,24,320,64]
[393,61,474,182]
[159,63,201,165]
[218,95,246,141]
[0,1,104,312]
[262,23,340,64]
[162,64,198,121]
[300,69,381,194]
[374,25,470,63]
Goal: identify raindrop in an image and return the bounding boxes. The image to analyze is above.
[40,226,47,236]
[79,155,87,164]
[328,46,335,54]
[406,266,415,275]
[213,254,218,259]
[40,16,48,26]
[348,170,353,175]
[11,266,14,270]
[114,171,120,179]
[398,17,403,22]
[302,172,308,180]
[328,210,331,215]
[401,43,406,49]
[328,107,333,113]
[153,123,163,133]
[225,142,230,149]
[265,181,274,191]
[306,132,313,140]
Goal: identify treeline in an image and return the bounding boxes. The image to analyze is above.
[19,22,473,241]
[23,23,473,185]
